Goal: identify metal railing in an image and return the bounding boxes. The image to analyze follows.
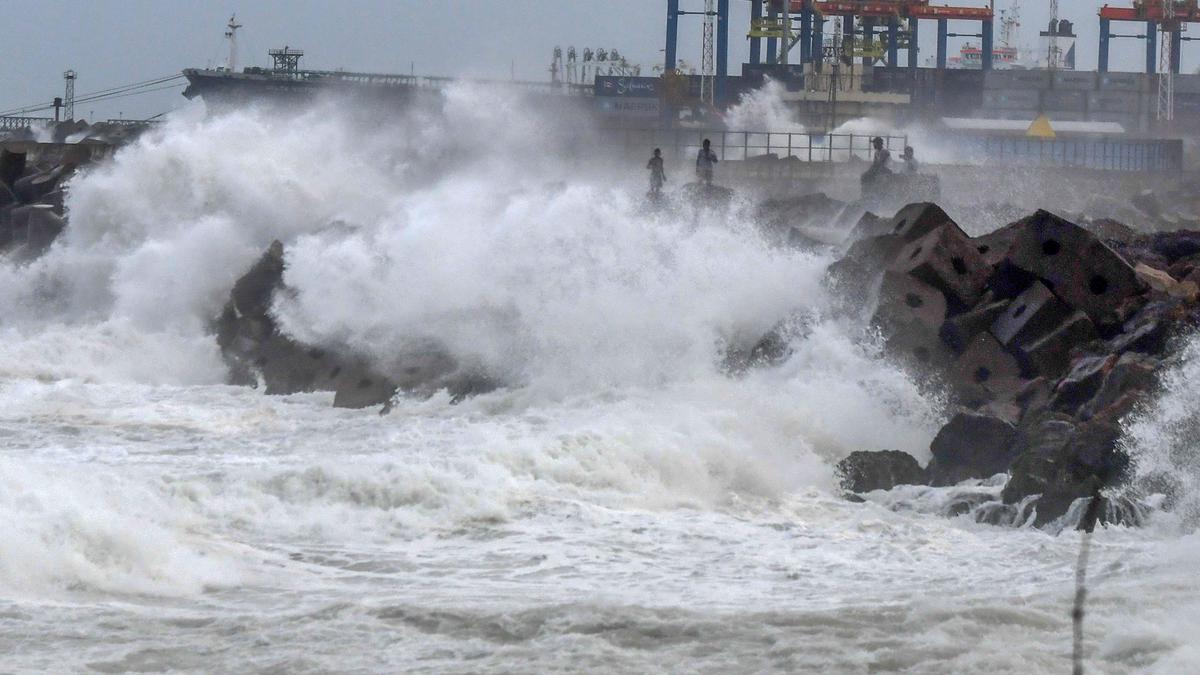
[1,116,54,131]
[609,128,908,163]
[978,136,1183,172]
[104,118,163,126]
[233,67,592,95]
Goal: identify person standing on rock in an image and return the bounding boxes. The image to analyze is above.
[862,136,893,185]
[901,146,919,174]
[647,148,667,196]
[696,139,718,187]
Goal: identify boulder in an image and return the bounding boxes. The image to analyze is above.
[887,202,964,243]
[1150,230,1200,263]
[331,363,398,409]
[827,233,905,296]
[973,219,1027,268]
[940,295,1010,353]
[1077,352,1158,421]
[1003,210,1140,325]
[890,224,989,310]
[0,149,26,187]
[1050,354,1116,416]
[1019,310,1098,378]
[1134,262,1199,302]
[846,210,888,241]
[947,332,1024,411]
[992,281,1071,348]
[13,165,74,204]
[926,411,1019,486]
[837,450,926,493]
[1002,415,1129,527]
[872,270,953,367]
[1107,298,1189,356]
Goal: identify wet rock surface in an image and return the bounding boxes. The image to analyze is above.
[831,201,1200,527]
[214,241,497,411]
[837,450,926,494]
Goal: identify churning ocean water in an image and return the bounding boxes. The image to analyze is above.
[1,86,1198,674]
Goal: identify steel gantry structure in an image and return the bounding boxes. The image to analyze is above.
[745,1,994,72]
[665,0,732,101]
[1099,1,1200,74]
[664,1,993,104]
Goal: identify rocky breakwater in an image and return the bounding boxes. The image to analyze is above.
[0,143,102,258]
[831,202,1200,527]
[214,241,495,410]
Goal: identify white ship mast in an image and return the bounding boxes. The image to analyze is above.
[225,15,243,72]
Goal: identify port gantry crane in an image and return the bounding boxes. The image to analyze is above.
[1099,1,1200,121]
[745,1,994,72]
[664,1,992,106]
[1099,1,1200,74]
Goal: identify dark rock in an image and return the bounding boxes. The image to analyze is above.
[1014,376,1054,421]
[926,412,1019,486]
[1108,299,1188,356]
[890,224,989,310]
[985,259,1038,301]
[758,192,844,229]
[846,210,887,241]
[837,450,926,493]
[940,295,1010,353]
[1020,310,1098,378]
[1050,354,1116,416]
[992,281,1071,348]
[1003,210,1140,325]
[872,270,953,368]
[12,165,74,205]
[948,332,1023,410]
[332,364,398,409]
[1003,415,1130,526]
[1085,218,1140,246]
[1150,230,1200,264]
[827,233,905,296]
[887,202,962,243]
[1077,352,1158,421]
[231,240,285,317]
[23,206,65,255]
[973,219,1028,268]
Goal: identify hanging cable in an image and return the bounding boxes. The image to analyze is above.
[0,73,185,116]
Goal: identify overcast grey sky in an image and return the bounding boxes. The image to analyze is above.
[0,1,1175,122]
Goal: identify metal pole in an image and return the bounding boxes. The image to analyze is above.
[750,0,763,64]
[1099,18,1110,73]
[909,18,919,71]
[1172,28,1182,74]
[717,0,730,101]
[937,19,948,69]
[888,18,899,69]
[1147,21,1158,74]
[767,4,779,63]
[780,0,791,65]
[801,9,813,64]
[981,19,994,70]
[812,17,825,73]
[863,18,876,69]
[666,0,680,72]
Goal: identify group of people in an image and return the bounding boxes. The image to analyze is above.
[646,139,719,196]
[863,136,918,183]
[647,136,918,195]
